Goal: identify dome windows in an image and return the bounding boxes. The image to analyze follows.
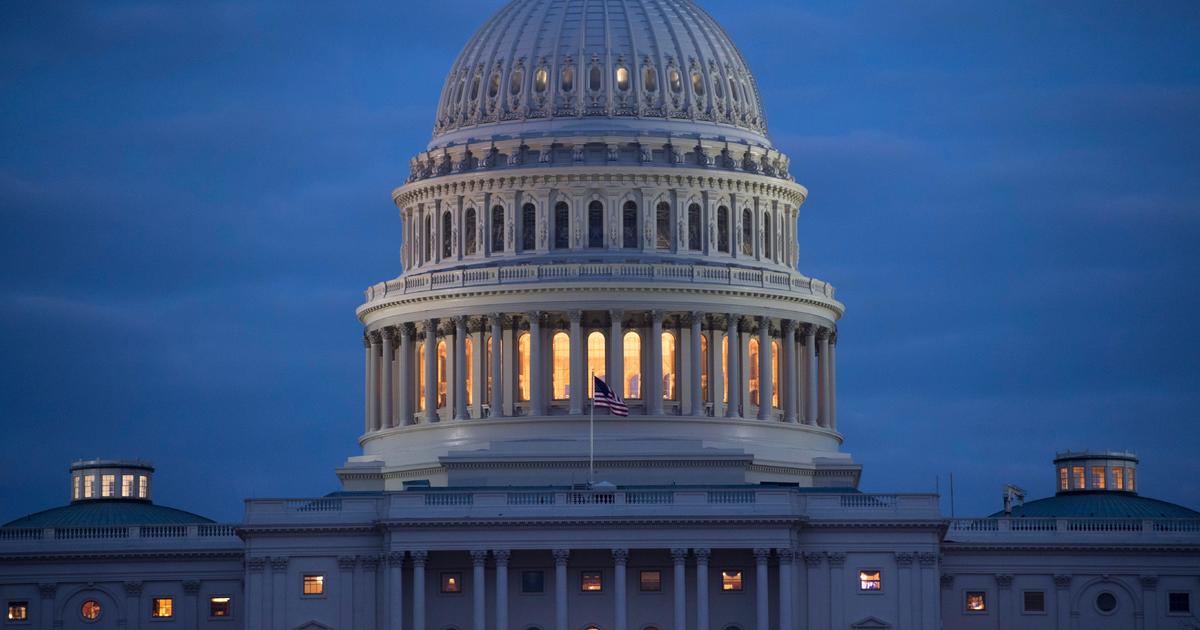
[534,67,548,93]
[670,68,683,94]
[464,208,477,256]
[488,72,500,98]
[622,201,639,248]
[589,65,602,92]
[623,331,642,399]
[552,332,570,400]
[561,66,575,93]
[655,202,671,249]
[510,68,524,95]
[554,202,569,249]
[521,203,536,251]
[616,66,631,92]
[469,74,481,101]
[588,201,605,248]
[729,77,739,102]
[692,71,705,96]
[643,66,658,92]
[491,205,505,252]
[713,73,724,100]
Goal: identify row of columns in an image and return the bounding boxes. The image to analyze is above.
[364,312,837,432]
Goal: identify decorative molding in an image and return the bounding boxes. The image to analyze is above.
[338,555,357,571]
[777,548,795,563]
[828,551,846,567]
[917,552,937,567]
[247,557,267,572]
[182,580,201,594]
[470,550,489,566]
[693,548,711,563]
[360,554,380,569]
[387,551,405,567]
[552,548,570,565]
[753,548,772,562]
[410,550,428,567]
[270,557,289,571]
[1054,574,1072,589]
[895,552,914,567]
[611,548,629,564]
[804,552,824,568]
[123,581,143,597]
[671,548,690,562]
[493,549,511,564]
[995,574,1013,589]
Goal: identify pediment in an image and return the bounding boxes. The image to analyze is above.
[294,622,333,630]
[851,617,891,630]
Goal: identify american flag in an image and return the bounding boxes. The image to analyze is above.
[592,376,629,416]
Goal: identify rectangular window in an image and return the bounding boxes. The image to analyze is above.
[1072,466,1085,489]
[581,571,603,592]
[1058,467,1068,491]
[721,570,743,592]
[121,475,134,497]
[101,474,116,497]
[1112,467,1124,490]
[73,476,81,500]
[441,572,462,594]
[209,596,231,618]
[639,570,662,592]
[1023,591,1045,613]
[7,601,29,621]
[521,571,544,594]
[139,475,148,498]
[84,476,95,498]
[1127,467,1136,491]
[1091,466,1106,489]
[1169,592,1191,614]
[858,570,881,591]
[302,575,324,595]
[151,598,173,618]
[966,591,987,612]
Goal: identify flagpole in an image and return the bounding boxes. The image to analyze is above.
[589,369,595,487]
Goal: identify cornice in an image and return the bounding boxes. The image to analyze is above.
[0,550,243,562]
[380,516,805,529]
[942,542,1200,553]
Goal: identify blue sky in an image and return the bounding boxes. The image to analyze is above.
[2,1,1198,523]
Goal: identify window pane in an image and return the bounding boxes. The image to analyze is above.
[441,572,462,593]
[588,331,606,396]
[1169,592,1190,613]
[139,475,148,498]
[640,570,662,592]
[303,575,324,595]
[1023,591,1045,613]
[81,601,101,620]
[742,209,753,255]
[522,204,536,251]
[436,340,447,409]
[121,474,133,497]
[152,598,173,618]
[966,592,986,611]
[491,205,505,252]
[1127,467,1135,491]
[622,201,638,248]
[721,334,728,403]
[554,202,570,249]
[465,338,474,406]
[485,335,493,404]
[1058,467,1068,491]
[588,201,605,248]
[442,211,452,258]
[417,345,426,411]
[517,333,531,402]
[771,340,780,408]
[721,571,743,591]
[688,204,702,250]
[552,332,571,400]
[7,602,28,621]
[700,334,709,402]
[748,338,760,406]
[1091,466,1105,489]
[101,474,115,497]
[859,570,881,590]
[209,596,232,618]
[661,332,676,400]
[717,207,729,252]
[465,208,477,255]
[1072,466,1085,489]
[763,212,772,258]
[656,202,671,249]
[616,67,629,91]
[624,331,642,399]
[1112,467,1123,490]
[581,571,603,592]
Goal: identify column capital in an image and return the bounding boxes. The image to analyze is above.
[270,557,290,571]
[363,333,372,348]
[609,309,623,321]
[553,549,570,565]
[360,554,381,569]
[816,326,832,341]
[182,580,201,595]
[568,309,582,323]
[689,311,704,325]
[995,574,1013,589]
[382,326,396,341]
[369,330,383,345]
[246,557,267,572]
[337,556,357,571]
[917,552,937,567]
[123,581,143,597]
[941,574,955,589]
[782,319,796,334]
[670,548,689,563]
[493,549,511,564]
[894,552,914,566]
[387,551,405,567]
[776,548,795,563]
[752,548,772,562]
[1053,574,1071,589]
[649,309,662,322]
[611,548,629,564]
[803,552,824,568]
[410,550,428,567]
[802,323,817,339]
[693,548,711,562]
[471,550,489,566]
[454,315,468,327]
[38,584,57,600]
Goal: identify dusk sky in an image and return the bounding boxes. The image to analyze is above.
[2,1,1198,524]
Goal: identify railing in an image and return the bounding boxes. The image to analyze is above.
[707,490,756,504]
[0,524,242,546]
[947,517,1200,539]
[840,494,897,508]
[424,493,473,506]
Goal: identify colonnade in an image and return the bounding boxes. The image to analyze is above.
[363,311,837,432]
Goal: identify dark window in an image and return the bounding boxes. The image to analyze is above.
[741,209,753,255]
[589,65,602,91]
[442,211,453,258]
[469,74,480,101]
[656,202,671,249]
[561,66,574,92]
[554,202,570,249]
[521,203,536,251]
[488,73,500,98]
[643,66,657,92]
[1169,592,1191,613]
[763,212,772,259]
[687,203,702,250]
[581,571,603,592]
[639,570,662,592]
[588,201,605,248]
[509,69,523,96]
[717,206,729,252]
[7,601,29,622]
[491,205,505,252]
[441,572,462,594]
[423,215,432,262]
[464,208,477,255]
[1095,592,1117,613]
[1022,591,1045,613]
[209,596,232,618]
[521,571,545,593]
[622,201,638,249]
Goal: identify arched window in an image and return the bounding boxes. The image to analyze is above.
[661,331,677,400]
[488,72,500,98]
[700,334,710,402]
[713,74,724,100]
[491,205,505,252]
[741,209,753,255]
[729,77,739,101]
[534,68,548,93]
[588,201,605,248]
[688,203,702,250]
[465,208,477,255]
[616,66,630,91]
[643,66,657,92]
[436,340,448,409]
[669,68,682,93]
[424,214,433,262]
[721,333,728,403]
[469,74,480,101]
[485,335,492,404]
[589,65,602,91]
[691,71,705,96]
[554,201,570,249]
[517,333,531,402]
[622,201,638,249]
[417,344,426,411]
[552,332,570,400]
[763,212,772,259]
[655,202,671,249]
[561,66,574,92]
[748,337,760,406]
[717,206,729,253]
[771,340,780,408]
[623,331,642,400]
[521,203,536,251]
[465,338,474,405]
[587,331,606,396]
[510,68,524,95]
[442,211,453,258]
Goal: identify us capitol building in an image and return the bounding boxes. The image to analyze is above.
[2,1,1197,629]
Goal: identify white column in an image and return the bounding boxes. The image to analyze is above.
[757,318,772,420]
[455,317,469,420]
[803,326,817,425]
[829,552,846,630]
[271,558,287,630]
[411,551,427,630]
[754,548,770,630]
[829,333,838,431]
[387,552,404,630]
[398,325,412,426]
[782,320,798,423]
[471,550,487,630]
[609,310,624,397]
[380,328,394,431]
[423,321,438,423]
[245,561,263,629]
[361,556,379,630]
[896,553,913,630]
[554,549,570,630]
[695,548,710,630]
[805,553,824,630]
[364,334,375,434]
[569,311,584,415]
[690,313,704,417]
[490,314,504,417]
[649,310,664,414]
[817,328,830,428]
[725,315,740,418]
[336,556,354,630]
[124,581,143,630]
[613,549,628,630]
[494,550,510,630]
[529,312,545,415]
[778,548,794,630]
[672,548,688,630]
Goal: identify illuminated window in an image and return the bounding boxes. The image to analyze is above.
[1112,467,1124,490]
[464,208,477,256]
[588,200,605,248]
[700,334,710,402]
[84,475,95,498]
[7,601,28,621]
[491,205,505,252]
[436,340,447,409]
[209,596,231,618]
[1127,467,1135,491]
[721,333,728,403]
[465,338,474,405]
[554,201,569,249]
[965,591,987,612]
[691,71,704,96]
[643,66,657,91]
[771,340,780,408]
[1169,592,1191,614]
[441,572,462,594]
[534,67,548,93]
[417,343,426,411]
[80,600,101,620]
[138,475,148,499]
[488,72,500,98]
[152,598,173,618]
[521,203,536,251]
[101,474,115,497]
[521,571,544,593]
[622,201,638,248]
[717,206,730,252]
[748,338,760,406]
[661,331,677,400]
[561,66,574,92]
[1091,466,1106,489]
[859,570,881,590]
[640,570,662,592]
[485,335,493,404]
[73,475,81,500]
[587,331,606,396]
[616,66,630,91]
[302,575,324,595]
[656,201,671,249]
[509,68,523,95]
[517,333,531,401]
[1058,467,1068,491]
[1072,466,1085,489]
[581,571,603,592]
[763,212,772,259]
[122,475,133,498]
[741,209,753,255]
[552,332,571,400]
[669,68,682,93]
[623,331,642,399]
[1023,591,1045,613]
[688,203,702,250]
[721,570,743,591]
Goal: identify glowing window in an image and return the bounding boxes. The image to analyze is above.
[717,206,730,252]
[441,572,462,594]
[691,71,704,96]
[517,333,531,402]
[436,340,447,409]
[209,596,231,618]
[700,334,710,402]
[1058,467,1068,491]
[1127,467,1135,491]
[763,212,772,259]
[138,475,148,499]
[1091,466,1106,489]
[581,571,603,592]
[302,575,324,595]
[859,570,881,590]
[7,602,28,621]
[640,570,662,591]
[721,333,728,403]
[561,66,574,92]
[741,209,753,255]
[622,201,638,248]
[509,69,523,95]
[1112,467,1124,490]
[623,331,642,399]
[669,68,682,93]
[771,340,781,408]
[616,67,630,91]
[656,201,671,249]
[521,203,536,251]
[552,332,571,400]
[491,205,505,252]
[1072,466,1085,489]
[484,335,492,404]
[721,571,743,591]
[122,474,133,497]
[152,598,173,618]
[554,201,569,249]
[588,200,605,248]
[80,600,101,620]
[465,338,474,406]
[101,474,115,497]
[417,343,427,411]
[534,67,548,93]
[965,592,986,611]
[84,475,94,498]
[464,208,477,256]
[748,338,760,406]
[643,66,657,91]
[73,475,80,500]
[688,203,702,250]
[587,331,606,396]
[661,331,677,400]
[442,211,452,258]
